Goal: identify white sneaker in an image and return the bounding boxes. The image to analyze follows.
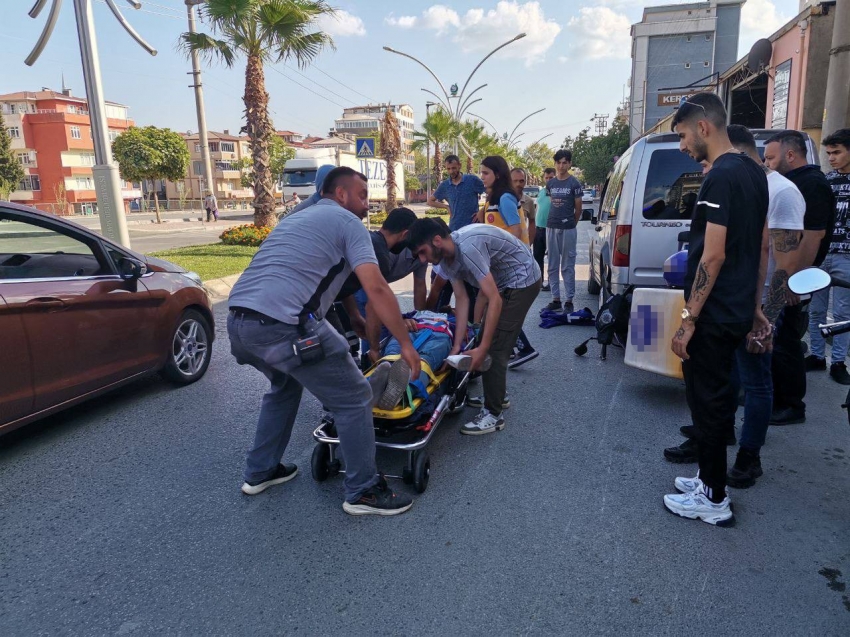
[445,353,493,372]
[663,489,735,526]
[674,472,731,496]
[460,409,505,436]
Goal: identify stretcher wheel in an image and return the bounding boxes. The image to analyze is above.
[311,443,331,482]
[413,451,430,493]
[402,468,414,484]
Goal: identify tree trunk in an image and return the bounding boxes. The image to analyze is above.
[244,54,276,228]
[466,154,472,174]
[153,191,161,224]
[433,142,442,187]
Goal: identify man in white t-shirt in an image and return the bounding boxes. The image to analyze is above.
[675,125,805,489]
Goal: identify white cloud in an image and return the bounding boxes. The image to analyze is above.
[565,7,632,60]
[739,0,789,52]
[318,10,366,37]
[386,2,562,66]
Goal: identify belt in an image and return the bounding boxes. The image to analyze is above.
[230,307,280,324]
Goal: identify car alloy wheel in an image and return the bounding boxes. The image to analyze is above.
[164,310,212,384]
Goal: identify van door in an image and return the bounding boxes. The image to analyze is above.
[592,148,632,291]
[629,147,703,287]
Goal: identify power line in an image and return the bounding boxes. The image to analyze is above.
[280,62,357,107]
[311,64,378,104]
[267,64,348,109]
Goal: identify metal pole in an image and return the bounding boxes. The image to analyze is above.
[73,0,130,247]
[454,33,526,119]
[425,102,433,199]
[820,0,850,168]
[507,108,545,146]
[186,1,215,204]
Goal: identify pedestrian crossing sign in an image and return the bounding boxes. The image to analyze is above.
[356,137,375,158]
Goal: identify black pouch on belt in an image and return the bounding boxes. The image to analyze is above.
[293,315,326,365]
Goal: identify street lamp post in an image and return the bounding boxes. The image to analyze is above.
[425,101,436,199]
[25,0,156,247]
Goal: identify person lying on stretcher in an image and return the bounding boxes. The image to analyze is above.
[369,310,489,410]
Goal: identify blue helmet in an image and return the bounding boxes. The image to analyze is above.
[664,250,688,288]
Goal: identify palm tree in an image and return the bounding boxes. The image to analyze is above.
[412,108,458,185]
[380,107,401,211]
[459,119,496,174]
[180,0,334,227]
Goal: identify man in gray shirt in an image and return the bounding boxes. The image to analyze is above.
[546,149,584,313]
[227,167,421,517]
[409,219,541,436]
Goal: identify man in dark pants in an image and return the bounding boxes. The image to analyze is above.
[763,131,835,424]
[534,168,556,290]
[663,93,769,526]
[409,219,541,435]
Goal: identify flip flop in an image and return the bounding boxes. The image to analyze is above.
[376,359,411,410]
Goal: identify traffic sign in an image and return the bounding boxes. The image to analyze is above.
[356,137,375,157]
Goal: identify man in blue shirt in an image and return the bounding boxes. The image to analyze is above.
[428,154,485,231]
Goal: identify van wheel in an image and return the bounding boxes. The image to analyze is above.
[587,255,601,295]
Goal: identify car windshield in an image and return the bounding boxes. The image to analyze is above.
[523,187,539,198]
[641,149,704,220]
[282,169,317,186]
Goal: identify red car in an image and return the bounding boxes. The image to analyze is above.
[0,202,214,435]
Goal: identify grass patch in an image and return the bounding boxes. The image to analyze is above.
[148,243,258,281]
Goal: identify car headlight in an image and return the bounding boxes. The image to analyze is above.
[182,271,203,287]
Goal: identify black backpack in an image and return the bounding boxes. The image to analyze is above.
[575,286,635,360]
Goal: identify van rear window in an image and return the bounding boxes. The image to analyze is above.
[642,150,704,220]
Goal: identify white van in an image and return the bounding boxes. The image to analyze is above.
[587,130,820,297]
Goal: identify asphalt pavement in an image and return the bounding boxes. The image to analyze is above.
[2,221,849,634]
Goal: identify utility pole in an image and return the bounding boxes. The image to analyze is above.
[820,0,850,168]
[591,113,610,136]
[186,0,215,203]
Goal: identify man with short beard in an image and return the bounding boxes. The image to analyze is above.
[663,93,769,526]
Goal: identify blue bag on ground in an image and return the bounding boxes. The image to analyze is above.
[539,307,595,329]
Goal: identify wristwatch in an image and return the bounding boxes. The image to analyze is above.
[681,308,699,323]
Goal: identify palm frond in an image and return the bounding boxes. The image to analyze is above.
[178,32,237,67]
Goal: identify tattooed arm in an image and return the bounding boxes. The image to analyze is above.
[672,222,726,359]
[763,228,803,323]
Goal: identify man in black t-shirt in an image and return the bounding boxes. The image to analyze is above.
[663,93,769,527]
[764,130,836,423]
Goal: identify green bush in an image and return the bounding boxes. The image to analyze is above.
[220,224,272,247]
[369,211,388,226]
[425,208,448,217]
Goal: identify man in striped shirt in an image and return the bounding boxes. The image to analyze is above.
[409,219,542,435]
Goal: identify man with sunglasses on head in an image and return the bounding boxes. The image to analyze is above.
[664,93,769,526]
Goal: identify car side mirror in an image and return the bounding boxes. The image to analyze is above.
[119,257,147,280]
[788,267,831,295]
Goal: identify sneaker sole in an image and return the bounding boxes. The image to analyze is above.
[376,359,411,411]
[465,401,510,410]
[769,417,806,426]
[662,498,735,527]
[342,501,413,516]
[241,468,298,495]
[663,452,697,464]
[508,351,539,369]
[727,467,763,489]
[460,421,506,436]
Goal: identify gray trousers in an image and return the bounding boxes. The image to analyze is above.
[227,312,378,502]
[546,226,577,302]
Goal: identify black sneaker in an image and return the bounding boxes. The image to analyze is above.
[508,347,539,369]
[830,362,850,385]
[726,449,763,489]
[343,476,413,516]
[544,300,562,311]
[241,464,298,495]
[466,394,510,409]
[541,283,551,292]
[770,407,806,426]
[805,355,827,372]
[679,425,737,446]
[664,438,698,463]
[563,301,575,314]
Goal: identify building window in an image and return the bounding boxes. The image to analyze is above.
[18,175,41,191]
[220,142,235,153]
[686,35,691,42]
[215,160,239,171]
[705,34,712,41]
[16,153,31,165]
[684,63,691,69]
[75,177,94,190]
[70,126,81,139]
[81,153,96,166]
[194,143,202,153]
[704,61,710,67]
[9,126,21,138]
[208,142,219,152]
[193,160,203,176]
[108,130,119,142]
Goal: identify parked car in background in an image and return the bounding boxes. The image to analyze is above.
[581,188,596,221]
[523,185,541,199]
[587,129,820,299]
[0,203,215,435]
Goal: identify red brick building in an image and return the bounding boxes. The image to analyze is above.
[1,89,138,215]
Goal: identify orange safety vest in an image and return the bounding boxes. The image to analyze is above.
[483,198,530,245]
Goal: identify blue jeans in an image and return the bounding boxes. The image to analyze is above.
[384,330,451,386]
[809,253,850,364]
[227,313,378,502]
[731,341,773,452]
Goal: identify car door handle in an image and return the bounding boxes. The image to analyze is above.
[25,297,67,311]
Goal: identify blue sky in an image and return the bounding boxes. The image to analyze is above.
[1,0,801,149]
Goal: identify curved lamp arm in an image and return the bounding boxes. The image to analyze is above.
[456,33,526,118]
[457,84,487,120]
[25,0,63,66]
[467,112,500,137]
[385,46,453,111]
[507,108,545,147]
[419,88,451,114]
[104,0,157,55]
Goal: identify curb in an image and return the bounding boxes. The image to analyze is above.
[204,272,242,301]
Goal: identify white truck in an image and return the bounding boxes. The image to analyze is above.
[281,147,405,210]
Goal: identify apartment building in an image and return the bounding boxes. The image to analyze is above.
[628,0,744,141]
[164,130,253,202]
[330,103,415,171]
[1,89,137,215]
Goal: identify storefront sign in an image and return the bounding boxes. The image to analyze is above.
[657,92,694,107]
[772,59,792,129]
